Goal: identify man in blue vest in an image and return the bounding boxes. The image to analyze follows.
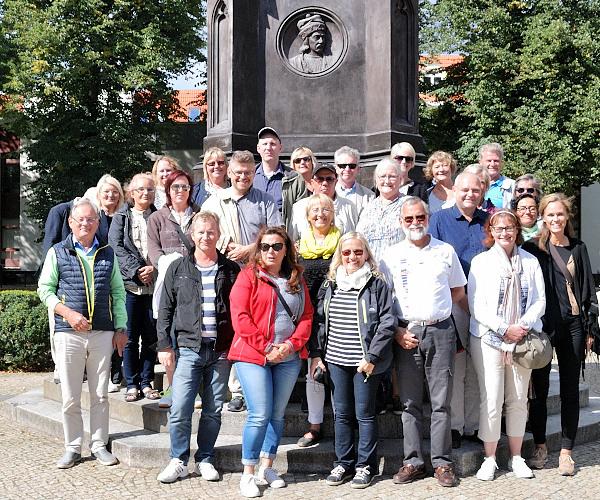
[38,197,128,469]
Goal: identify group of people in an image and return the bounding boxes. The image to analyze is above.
[37,131,598,497]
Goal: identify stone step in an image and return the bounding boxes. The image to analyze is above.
[41,368,588,438]
[3,385,600,476]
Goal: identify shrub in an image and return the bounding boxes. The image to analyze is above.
[0,290,51,371]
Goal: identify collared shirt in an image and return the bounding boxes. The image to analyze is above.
[356,195,406,263]
[335,182,375,219]
[73,235,99,256]
[253,161,286,212]
[485,175,505,209]
[428,204,489,277]
[236,188,282,245]
[380,237,466,323]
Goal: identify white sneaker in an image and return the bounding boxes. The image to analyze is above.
[239,473,260,498]
[196,461,219,481]
[257,466,285,488]
[508,455,533,478]
[157,458,189,483]
[476,456,498,481]
[108,382,120,393]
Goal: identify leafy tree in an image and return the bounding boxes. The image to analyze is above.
[0,0,206,225]
[419,0,600,196]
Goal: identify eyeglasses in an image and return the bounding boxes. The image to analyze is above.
[517,206,537,213]
[101,190,119,196]
[133,187,155,194]
[259,242,285,252]
[171,184,190,191]
[516,187,536,194]
[310,208,332,214]
[394,155,414,163]
[491,226,517,234]
[337,163,358,170]
[376,174,399,182]
[341,249,364,257]
[231,170,254,178]
[71,217,98,225]
[314,176,336,184]
[403,214,427,224]
[207,160,226,167]
[293,156,312,164]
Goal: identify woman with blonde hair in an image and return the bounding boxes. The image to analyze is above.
[425,151,457,213]
[296,194,341,448]
[523,194,598,475]
[309,232,396,488]
[152,156,181,209]
[290,146,317,194]
[191,147,229,207]
[390,142,427,201]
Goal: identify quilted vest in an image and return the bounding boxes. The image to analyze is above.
[53,235,115,332]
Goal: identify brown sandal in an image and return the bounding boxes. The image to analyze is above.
[124,388,142,402]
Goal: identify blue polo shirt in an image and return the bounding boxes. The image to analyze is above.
[485,175,505,209]
[253,161,286,213]
[428,204,489,277]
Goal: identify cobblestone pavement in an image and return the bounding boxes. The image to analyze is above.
[1,370,600,500]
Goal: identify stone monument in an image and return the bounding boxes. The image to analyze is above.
[203,0,423,166]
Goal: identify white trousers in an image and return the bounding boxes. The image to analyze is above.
[54,329,113,453]
[471,335,532,442]
[450,304,480,435]
[305,374,326,425]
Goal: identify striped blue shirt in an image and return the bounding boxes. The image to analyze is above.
[195,262,218,340]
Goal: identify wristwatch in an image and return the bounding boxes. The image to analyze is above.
[115,328,126,334]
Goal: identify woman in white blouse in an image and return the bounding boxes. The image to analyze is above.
[468,209,545,481]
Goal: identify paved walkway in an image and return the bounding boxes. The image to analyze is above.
[2,371,600,499]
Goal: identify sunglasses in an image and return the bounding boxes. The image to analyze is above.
[516,187,536,194]
[259,242,285,252]
[314,176,336,184]
[293,156,312,164]
[337,163,358,170]
[341,249,364,257]
[171,184,190,191]
[403,214,427,224]
[394,155,414,162]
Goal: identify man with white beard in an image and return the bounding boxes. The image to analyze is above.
[379,196,466,488]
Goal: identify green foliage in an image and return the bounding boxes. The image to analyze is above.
[419,0,600,196]
[0,290,51,372]
[0,0,206,225]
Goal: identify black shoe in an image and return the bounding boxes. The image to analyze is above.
[228,396,245,412]
[463,431,483,445]
[392,396,403,415]
[297,428,321,447]
[326,465,354,485]
[351,466,373,489]
[451,430,462,449]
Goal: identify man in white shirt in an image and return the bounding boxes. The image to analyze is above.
[334,146,374,218]
[290,164,358,241]
[380,196,466,488]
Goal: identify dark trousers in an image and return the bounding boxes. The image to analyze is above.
[395,318,455,468]
[529,315,585,450]
[328,363,382,471]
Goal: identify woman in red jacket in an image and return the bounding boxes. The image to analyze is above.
[228,225,313,498]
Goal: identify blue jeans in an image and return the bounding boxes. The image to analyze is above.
[169,345,231,464]
[234,357,302,465]
[328,363,382,471]
[123,293,157,390]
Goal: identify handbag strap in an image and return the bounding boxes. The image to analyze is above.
[548,241,573,285]
[170,219,194,254]
[264,279,299,326]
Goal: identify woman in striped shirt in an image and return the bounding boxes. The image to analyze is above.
[309,232,396,489]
